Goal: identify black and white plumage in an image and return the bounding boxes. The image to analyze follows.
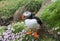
[22,11,49,38]
[22,11,43,30]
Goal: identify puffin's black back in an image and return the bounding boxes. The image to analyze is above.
[32,16,43,25]
[26,14,43,25]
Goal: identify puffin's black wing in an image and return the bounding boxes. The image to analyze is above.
[33,16,43,25]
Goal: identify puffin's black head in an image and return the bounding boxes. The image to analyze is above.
[21,11,33,20]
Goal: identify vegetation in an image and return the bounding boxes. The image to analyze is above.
[0,26,6,35]
[40,0,60,28]
[0,0,43,19]
[0,0,60,41]
[40,1,60,37]
[12,22,25,33]
[27,0,43,13]
[0,22,56,41]
[0,0,31,19]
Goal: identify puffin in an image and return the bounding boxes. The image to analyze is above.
[21,11,45,38]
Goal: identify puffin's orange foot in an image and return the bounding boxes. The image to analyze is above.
[33,32,39,38]
[26,31,32,35]
[26,29,32,35]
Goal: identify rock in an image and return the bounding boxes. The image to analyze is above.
[13,5,27,22]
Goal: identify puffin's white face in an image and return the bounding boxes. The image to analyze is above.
[22,11,31,20]
[23,11,31,17]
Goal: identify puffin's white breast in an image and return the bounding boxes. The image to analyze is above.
[24,19,40,29]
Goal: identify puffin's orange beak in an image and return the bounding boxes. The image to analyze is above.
[21,15,25,20]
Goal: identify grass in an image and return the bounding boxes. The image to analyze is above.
[0,0,31,19]
[0,26,6,35]
[11,22,25,33]
[40,0,60,28]
[0,0,43,19]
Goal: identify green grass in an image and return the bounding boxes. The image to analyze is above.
[0,0,31,19]
[12,22,25,33]
[0,26,6,35]
[0,0,43,19]
[40,0,60,28]
[27,0,43,13]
